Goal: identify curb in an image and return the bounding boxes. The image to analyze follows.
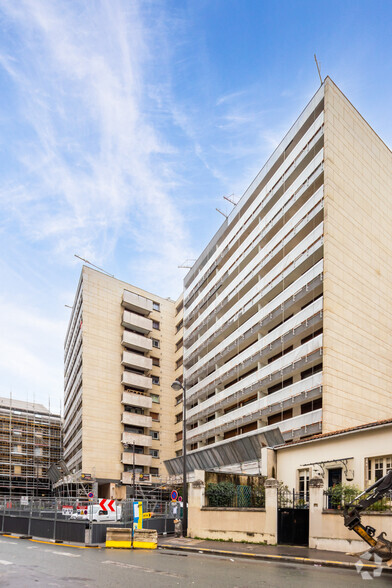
[159,543,392,574]
[0,533,100,549]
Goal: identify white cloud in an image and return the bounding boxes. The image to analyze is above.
[0,0,193,295]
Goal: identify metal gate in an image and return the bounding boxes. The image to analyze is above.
[277,489,309,546]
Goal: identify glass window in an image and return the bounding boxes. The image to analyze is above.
[150,449,159,458]
[150,431,159,440]
[152,339,160,349]
[375,458,384,480]
[152,357,160,366]
[152,376,160,385]
[152,302,160,311]
[152,320,160,330]
[151,394,160,404]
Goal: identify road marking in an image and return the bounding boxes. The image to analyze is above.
[0,560,13,566]
[0,541,17,545]
[102,560,182,578]
[27,546,39,549]
[43,549,80,558]
[29,538,99,549]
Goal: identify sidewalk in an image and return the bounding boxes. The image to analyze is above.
[158,536,392,574]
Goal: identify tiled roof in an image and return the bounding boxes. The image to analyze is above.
[282,417,392,447]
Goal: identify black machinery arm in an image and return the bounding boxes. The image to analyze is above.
[343,470,392,560]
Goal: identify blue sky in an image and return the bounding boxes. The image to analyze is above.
[0,0,391,411]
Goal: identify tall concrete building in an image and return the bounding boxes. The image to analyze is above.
[63,266,183,497]
[166,77,392,476]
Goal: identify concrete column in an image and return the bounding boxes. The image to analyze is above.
[264,478,278,544]
[261,447,277,479]
[308,477,324,549]
[187,470,206,538]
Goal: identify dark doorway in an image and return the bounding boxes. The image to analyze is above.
[277,489,309,546]
[278,508,309,546]
[328,468,342,487]
[327,468,342,509]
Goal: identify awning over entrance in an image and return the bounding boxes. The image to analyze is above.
[164,427,284,476]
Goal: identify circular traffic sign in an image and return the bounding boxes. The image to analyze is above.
[178,496,183,502]
[88,492,94,499]
[171,490,178,501]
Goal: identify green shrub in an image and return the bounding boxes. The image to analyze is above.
[205,482,236,507]
[326,483,361,508]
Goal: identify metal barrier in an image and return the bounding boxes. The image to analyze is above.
[0,497,176,543]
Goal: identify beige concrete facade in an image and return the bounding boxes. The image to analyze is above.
[323,77,392,432]
[171,77,392,477]
[276,419,392,492]
[63,266,182,490]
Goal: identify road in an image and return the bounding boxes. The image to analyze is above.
[0,536,390,587]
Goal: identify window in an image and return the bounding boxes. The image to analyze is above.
[152,357,160,367]
[176,300,183,314]
[152,339,160,349]
[301,363,322,380]
[152,302,160,311]
[152,376,160,385]
[151,394,160,404]
[190,443,197,451]
[267,408,293,425]
[375,458,384,481]
[176,431,183,442]
[175,412,183,423]
[175,449,182,457]
[175,394,183,405]
[124,406,144,414]
[150,411,159,422]
[150,431,159,440]
[176,320,183,333]
[301,397,322,414]
[150,467,159,475]
[124,425,144,434]
[268,377,293,395]
[298,469,310,501]
[150,449,159,458]
[189,422,197,430]
[152,320,160,330]
[207,414,215,422]
[176,338,183,351]
[367,456,392,483]
[176,358,183,369]
[206,436,215,445]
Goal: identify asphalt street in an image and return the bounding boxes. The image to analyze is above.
[0,536,390,587]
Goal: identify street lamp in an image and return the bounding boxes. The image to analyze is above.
[171,379,187,537]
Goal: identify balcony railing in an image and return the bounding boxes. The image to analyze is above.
[122,310,152,334]
[122,291,153,315]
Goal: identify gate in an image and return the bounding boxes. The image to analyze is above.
[277,489,309,546]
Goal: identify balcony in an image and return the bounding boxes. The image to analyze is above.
[122,371,152,390]
[122,452,152,467]
[122,351,152,372]
[121,412,152,428]
[122,330,152,353]
[122,310,152,334]
[121,432,152,447]
[122,391,152,410]
[123,290,153,316]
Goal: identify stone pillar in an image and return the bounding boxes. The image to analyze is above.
[261,447,277,479]
[187,470,205,538]
[264,478,278,544]
[308,477,324,549]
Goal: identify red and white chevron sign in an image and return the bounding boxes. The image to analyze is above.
[99,499,115,512]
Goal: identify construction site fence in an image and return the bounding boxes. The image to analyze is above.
[0,496,180,524]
